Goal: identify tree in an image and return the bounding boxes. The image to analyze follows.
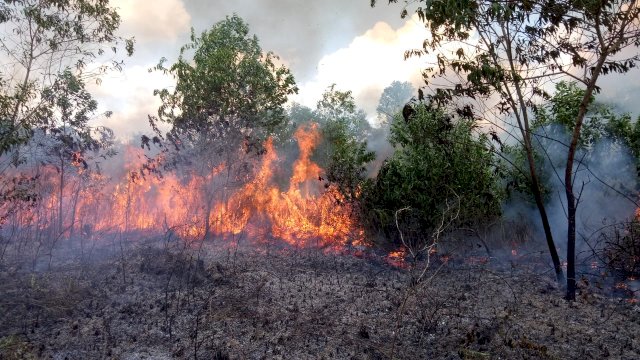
[0,0,133,228]
[146,15,298,239]
[376,81,415,125]
[315,84,371,140]
[373,0,640,299]
[506,81,638,220]
[149,15,297,151]
[0,0,133,157]
[39,70,115,235]
[281,87,376,211]
[311,85,375,201]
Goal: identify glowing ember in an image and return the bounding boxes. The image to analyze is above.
[386,248,409,268]
[615,282,629,290]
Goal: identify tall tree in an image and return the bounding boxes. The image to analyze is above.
[373,0,640,298]
[147,15,298,239]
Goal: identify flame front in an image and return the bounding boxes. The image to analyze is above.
[213,123,362,248]
[11,123,363,249]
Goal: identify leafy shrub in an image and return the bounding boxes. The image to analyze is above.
[361,104,502,244]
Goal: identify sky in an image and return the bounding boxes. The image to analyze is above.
[92,0,640,139]
[90,0,437,138]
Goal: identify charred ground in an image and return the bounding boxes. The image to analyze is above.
[1,240,639,360]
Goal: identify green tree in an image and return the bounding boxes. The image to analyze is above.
[0,0,132,228]
[376,81,415,125]
[147,15,298,239]
[536,82,640,157]
[0,0,133,157]
[312,85,374,201]
[506,82,639,203]
[373,0,640,298]
[149,15,297,149]
[315,84,371,139]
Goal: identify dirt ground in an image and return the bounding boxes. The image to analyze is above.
[1,239,639,359]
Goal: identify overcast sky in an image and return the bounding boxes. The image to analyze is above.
[93,0,640,139]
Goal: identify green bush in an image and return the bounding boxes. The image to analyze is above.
[361,104,502,244]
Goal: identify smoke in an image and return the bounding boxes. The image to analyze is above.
[503,124,639,259]
[112,0,191,44]
[291,18,427,121]
[183,1,406,82]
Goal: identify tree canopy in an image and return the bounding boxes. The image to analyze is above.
[148,14,298,168]
[0,0,133,158]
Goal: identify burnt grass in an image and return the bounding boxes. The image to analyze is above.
[1,239,639,360]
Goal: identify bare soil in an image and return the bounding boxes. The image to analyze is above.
[1,240,639,359]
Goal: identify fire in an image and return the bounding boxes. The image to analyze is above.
[212,124,362,248]
[615,282,629,290]
[4,123,364,249]
[386,248,409,268]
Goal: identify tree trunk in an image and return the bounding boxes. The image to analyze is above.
[203,201,212,240]
[524,140,565,283]
[564,55,610,299]
[58,155,65,236]
[565,87,599,301]
[498,22,565,284]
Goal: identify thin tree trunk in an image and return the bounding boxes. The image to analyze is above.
[564,46,610,300]
[479,21,565,284]
[68,180,81,240]
[565,80,603,301]
[58,154,65,236]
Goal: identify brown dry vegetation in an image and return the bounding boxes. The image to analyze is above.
[0,240,639,360]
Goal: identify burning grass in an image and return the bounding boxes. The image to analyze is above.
[1,123,363,254]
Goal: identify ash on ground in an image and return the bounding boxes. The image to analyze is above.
[1,241,639,360]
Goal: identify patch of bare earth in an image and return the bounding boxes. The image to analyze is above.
[1,242,639,359]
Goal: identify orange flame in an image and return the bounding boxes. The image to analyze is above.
[211,123,362,248]
[12,123,364,249]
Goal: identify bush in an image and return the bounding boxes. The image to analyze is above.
[361,104,502,245]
